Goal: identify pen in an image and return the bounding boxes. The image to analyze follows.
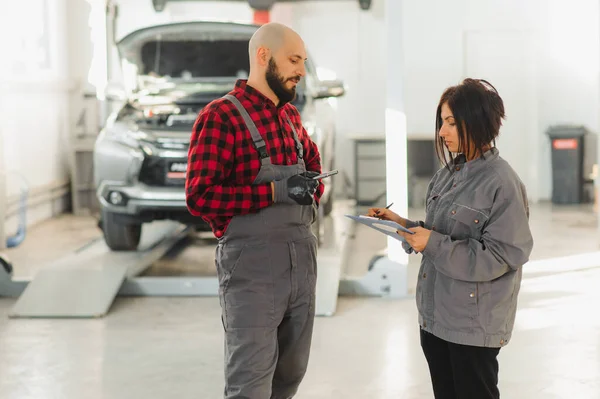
[375,202,393,217]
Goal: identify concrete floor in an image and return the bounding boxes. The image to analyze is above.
[1,201,599,398]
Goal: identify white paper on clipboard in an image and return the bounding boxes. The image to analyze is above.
[345,215,415,242]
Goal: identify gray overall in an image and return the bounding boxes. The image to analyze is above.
[216,95,318,399]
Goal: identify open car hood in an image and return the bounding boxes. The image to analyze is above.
[116,21,259,95]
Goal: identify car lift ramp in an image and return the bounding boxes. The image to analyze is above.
[3,221,192,318]
[0,201,373,319]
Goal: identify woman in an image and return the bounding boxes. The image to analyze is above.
[368,78,534,399]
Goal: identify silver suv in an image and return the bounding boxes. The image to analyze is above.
[94,21,345,251]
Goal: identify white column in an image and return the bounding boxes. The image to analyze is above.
[383,0,409,295]
[0,123,5,251]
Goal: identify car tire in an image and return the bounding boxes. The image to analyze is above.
[0,254,12,275]
[101,210,142,251]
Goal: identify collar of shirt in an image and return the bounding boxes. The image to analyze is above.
[453,147,499,180]
[233,79,279,110]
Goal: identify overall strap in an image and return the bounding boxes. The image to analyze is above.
[283,111,304,160]
[223,94,271,166]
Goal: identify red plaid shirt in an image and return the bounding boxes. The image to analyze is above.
[185,80,324,237]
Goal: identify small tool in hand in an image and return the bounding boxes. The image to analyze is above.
[311,170,339,180]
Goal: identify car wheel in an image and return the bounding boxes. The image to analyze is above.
[101,210,142,251]
[0,254,12,275]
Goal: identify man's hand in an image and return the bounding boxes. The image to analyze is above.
[397,226,432,253]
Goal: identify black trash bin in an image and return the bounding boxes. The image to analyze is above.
[547,125,587,204]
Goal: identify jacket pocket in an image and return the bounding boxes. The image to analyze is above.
[426,192,439,211]
[433,272,478,332]
[485,271,521,333]
[449,205,488,240]
[476,281,492,330]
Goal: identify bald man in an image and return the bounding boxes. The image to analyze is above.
[186,23,324,398]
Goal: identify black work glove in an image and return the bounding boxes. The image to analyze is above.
[273,174,319,205]
[301,171,320,179]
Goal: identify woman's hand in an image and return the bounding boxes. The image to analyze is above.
[397,227,432,253]
[366,207,405,226]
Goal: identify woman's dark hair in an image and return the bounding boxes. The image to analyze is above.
[434,78,506,168]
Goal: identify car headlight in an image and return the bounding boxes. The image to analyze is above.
[106,129,148,149]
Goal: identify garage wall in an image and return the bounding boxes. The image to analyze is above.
[400,0,600,202]
[0,0,74,236]
[280,0,600,202]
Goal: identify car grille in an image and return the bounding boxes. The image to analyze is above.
[153,138,189,150]
[138,155,187,187]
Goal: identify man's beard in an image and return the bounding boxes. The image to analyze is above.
[266,58,299,106]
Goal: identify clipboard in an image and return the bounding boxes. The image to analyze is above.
[345,215,414,242]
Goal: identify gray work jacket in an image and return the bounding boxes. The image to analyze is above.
[408,148,534,348]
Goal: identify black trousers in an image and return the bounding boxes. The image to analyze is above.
[420,328,501,399]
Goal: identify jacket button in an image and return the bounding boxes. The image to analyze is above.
[215,230,223,238]
[423,273,427,279]
[500,339,505,345]
[451,210,456,215]
[423,321,427,328]
[474,219,479,224]
[469,292,475,298]
[455,166,461,171]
